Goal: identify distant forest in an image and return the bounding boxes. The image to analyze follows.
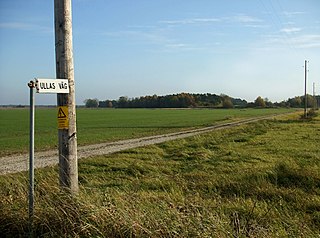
[84,93,320,109]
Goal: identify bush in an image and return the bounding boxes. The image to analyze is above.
[300,109,318,120]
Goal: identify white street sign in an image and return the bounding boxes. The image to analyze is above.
[35,78,69,94]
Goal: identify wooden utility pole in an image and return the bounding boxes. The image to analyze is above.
[54,0,78,194]
[304,60,308,118]
[313,82,316,110]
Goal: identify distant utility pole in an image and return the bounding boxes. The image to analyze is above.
[304,60,308,118]
[54,0,78,194]
[313,82,316,110]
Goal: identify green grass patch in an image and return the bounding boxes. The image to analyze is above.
[0,108,295,156]
[0,112,319,237]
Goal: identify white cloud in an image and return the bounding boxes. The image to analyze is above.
[244,24,269,28]
[160,14,263,26]
[292,34,320,49]
[159,18,221,25]
[0,22,35,30]
[163,43,211,52]
[282,11,305,17]
[0,22,52,33]
[280,27,302,33]
[263,33,320,49]
[128,25,157,29]
[102,29,173,49]
[232,14,263,23]
[165,43,188,48]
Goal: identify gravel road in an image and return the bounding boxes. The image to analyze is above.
[0,115,280,175]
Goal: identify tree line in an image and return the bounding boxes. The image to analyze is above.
[84,93,319,109]
[86,93,252,108]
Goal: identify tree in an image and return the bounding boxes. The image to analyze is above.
[254,96,266,108]
[84,98,99,108]
[264,98,273,107]
[232,98,247,108]
[222,96,234,108]
[118,96,129,108]
[302,94,317,108]
[288,96,302,108]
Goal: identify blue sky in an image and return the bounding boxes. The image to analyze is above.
[0,0,319,105]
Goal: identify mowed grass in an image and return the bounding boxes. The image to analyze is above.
[0,108,294,156]
[0,112,319,237]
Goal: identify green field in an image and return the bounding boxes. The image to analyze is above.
[0,112,319,237]
[0,108,295,156]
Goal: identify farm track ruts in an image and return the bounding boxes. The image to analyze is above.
[0,114,287,175]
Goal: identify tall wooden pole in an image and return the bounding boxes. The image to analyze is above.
[54,0,78,194]
[313,82,316,110]
[304,60,308,118]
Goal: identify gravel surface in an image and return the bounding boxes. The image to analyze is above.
[0,115,279,175]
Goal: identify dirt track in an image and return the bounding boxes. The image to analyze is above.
[0,114,281,175]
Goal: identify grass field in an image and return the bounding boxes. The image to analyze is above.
[0,111,319,237]
[0,108,295,156]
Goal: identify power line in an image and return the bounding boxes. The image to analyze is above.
[258,0,303,59]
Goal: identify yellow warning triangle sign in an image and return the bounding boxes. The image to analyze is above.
[58,107,67,118]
